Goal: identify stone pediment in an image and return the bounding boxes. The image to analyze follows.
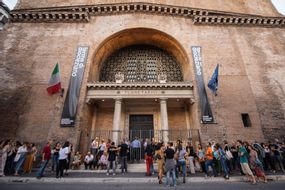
[10,2,285,28]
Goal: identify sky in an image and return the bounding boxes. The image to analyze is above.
[2,0,285,15]
[271,0,285,15]
[3,0,17,10]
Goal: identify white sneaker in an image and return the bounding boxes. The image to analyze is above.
[106,173,109,176]
[113,173,116,176]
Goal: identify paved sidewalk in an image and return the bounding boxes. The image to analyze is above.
[0,171,284,184]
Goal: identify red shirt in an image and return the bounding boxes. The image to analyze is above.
[43,145,51,160]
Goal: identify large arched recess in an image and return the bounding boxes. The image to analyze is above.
[89,28,190,82]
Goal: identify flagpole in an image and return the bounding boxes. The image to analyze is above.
[216,93,227,141]
[213,84,227,142]
[208,64,227,141]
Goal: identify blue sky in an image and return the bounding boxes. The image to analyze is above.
[271,0,285,15]
[2,0,285,15]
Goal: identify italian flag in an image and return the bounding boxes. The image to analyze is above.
[47,63,61,95]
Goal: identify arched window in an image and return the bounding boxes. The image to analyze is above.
[99,45,183,83]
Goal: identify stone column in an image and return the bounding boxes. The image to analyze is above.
[112,98,122,145]
[90,105,98,141]
[184,106,192,143]
[160,98,169,143]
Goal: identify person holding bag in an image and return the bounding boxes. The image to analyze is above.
[14,142,28,176]
[196,144,206,174]
[56,141,70,178]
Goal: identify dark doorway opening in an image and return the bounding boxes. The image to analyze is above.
[129,115,154,161]
[129,115,154,141]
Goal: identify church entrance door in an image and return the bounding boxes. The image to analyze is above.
[129,114,154,141]
[129,115,154,160]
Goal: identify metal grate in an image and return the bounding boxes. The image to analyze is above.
[99,45,183,83]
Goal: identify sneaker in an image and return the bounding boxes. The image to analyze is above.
[113,173,116,176]
[205,174,208,178]
[106,173,109,176]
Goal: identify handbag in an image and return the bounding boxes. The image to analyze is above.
[14,153,21,162]
[254,158,263,167]
[225,150,233,160]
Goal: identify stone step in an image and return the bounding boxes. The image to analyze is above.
[71,163,157,173]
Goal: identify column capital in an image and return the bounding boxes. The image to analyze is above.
[159,98,168,103]
[114,98,123,103]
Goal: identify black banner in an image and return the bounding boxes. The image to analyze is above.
[191,46,214,123]
[61,46,89,127]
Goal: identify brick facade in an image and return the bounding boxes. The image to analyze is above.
[0,0,284,153]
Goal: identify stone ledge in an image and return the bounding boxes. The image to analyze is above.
[87,82,194,90]
[9,2,285,28]
[11,11,89,23]
[194,15,285,27]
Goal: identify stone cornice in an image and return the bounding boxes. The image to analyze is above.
[87,82,194,90]
[10,2,285,28]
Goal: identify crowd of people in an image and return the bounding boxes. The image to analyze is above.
[0,137,285,186]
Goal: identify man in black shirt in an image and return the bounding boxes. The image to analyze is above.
[118,141,129,174]
[107,142,117,175]
[165,143,175,159]
[270,140,284,172]
[164,142,177,187]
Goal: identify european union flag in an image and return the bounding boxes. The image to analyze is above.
[207,64,219,96]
